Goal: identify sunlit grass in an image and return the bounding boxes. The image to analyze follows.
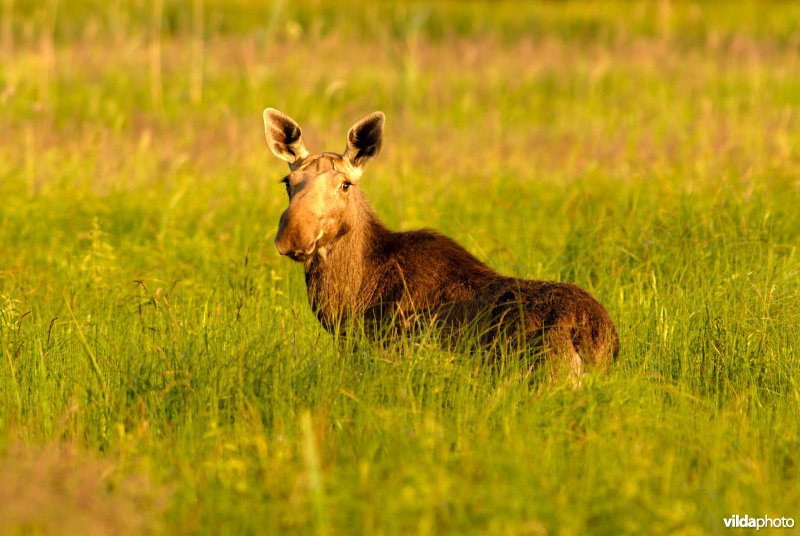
[1,1,799,534]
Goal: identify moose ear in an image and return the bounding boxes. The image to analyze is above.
[345,112,384,176]
[263,108,309,169]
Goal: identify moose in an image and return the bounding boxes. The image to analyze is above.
[264,108,618,374]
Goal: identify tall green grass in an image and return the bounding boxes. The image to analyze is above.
[1,1,799,534]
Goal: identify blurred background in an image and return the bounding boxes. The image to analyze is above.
[1,1,799,534]
[3,1,799,259]
[3,0,798,280]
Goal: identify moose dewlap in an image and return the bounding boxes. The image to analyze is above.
[264,108,619,370]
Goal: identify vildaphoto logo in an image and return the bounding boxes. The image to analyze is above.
[723,514,795,530]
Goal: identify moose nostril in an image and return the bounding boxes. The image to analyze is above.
[275,237,291,256]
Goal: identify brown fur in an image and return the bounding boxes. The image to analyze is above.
[263,109,619,370]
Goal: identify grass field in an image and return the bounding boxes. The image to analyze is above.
[1,1,799,534]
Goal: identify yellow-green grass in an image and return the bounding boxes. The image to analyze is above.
[1,1,799,534]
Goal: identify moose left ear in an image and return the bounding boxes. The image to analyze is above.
[344,112,384,177]
[263,108,309,169]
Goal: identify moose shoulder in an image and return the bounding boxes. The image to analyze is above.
[264,108,619,371]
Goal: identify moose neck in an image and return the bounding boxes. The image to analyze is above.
[304,191,386,328]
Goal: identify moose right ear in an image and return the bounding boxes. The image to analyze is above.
[263,108,309,169]
[344,111,384,178]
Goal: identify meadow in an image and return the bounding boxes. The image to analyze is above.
[1,1,799,534]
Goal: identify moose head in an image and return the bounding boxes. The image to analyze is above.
[264,108,384,262]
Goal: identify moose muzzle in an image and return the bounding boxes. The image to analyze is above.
[274,208,321,261]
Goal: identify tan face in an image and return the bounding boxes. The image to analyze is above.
[263,108,384,263]
[274,155,355,261]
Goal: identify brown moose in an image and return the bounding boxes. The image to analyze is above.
[264,108,618,374]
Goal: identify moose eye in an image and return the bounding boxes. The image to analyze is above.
[341,180,352,192]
